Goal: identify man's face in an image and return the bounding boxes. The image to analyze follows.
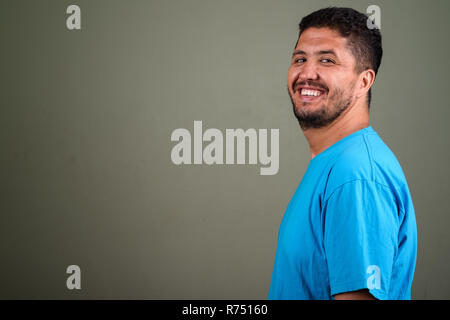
[288,27,359,129]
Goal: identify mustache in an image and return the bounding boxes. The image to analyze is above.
[294,81,329,92]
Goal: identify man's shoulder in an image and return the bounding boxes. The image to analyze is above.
[327,134,373,184]
[324,130,404,198]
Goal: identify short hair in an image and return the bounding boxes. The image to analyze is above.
[297,7,383,108]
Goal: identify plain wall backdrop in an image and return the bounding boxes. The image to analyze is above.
[1,0,449,299]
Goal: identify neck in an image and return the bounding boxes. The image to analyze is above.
[302,102,370,159]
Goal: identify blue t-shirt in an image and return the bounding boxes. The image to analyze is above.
[268,126,417,300]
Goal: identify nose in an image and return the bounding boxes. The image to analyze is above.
[298,61,318,81]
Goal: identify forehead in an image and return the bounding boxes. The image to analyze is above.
[295,27,349,54]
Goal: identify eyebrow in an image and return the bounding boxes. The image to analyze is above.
[292,49,338,57]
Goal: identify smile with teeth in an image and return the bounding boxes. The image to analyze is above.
[300,89,323,96]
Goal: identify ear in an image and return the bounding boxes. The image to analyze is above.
[356,69,376,99]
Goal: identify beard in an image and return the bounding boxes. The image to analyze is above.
[289,82,355,130]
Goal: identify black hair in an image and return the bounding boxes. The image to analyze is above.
[297,7,383,107]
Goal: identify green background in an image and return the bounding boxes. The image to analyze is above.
[1,0,449,299]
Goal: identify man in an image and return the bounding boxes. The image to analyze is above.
[268,7,417,300]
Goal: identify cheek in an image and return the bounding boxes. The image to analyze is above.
[330,73,355,90]
[326,76,345,95]
[287,67,298,88]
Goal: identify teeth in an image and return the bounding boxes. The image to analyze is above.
[301,89,322,96]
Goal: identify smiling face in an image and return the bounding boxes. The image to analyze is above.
[288,27,361,129]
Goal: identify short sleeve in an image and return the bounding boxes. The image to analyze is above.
[323,179,399,300]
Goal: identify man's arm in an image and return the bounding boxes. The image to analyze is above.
[334,289,377,300]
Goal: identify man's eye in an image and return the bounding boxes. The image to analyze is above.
[295,58,306,63]
[320,58,334,63]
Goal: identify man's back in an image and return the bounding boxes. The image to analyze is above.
[268,126,417,299]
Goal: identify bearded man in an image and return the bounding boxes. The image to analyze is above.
[268,7,417,300]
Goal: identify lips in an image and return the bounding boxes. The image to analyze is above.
[294,81,328,102]
[300,88,323,96]
[294,85,327,102]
